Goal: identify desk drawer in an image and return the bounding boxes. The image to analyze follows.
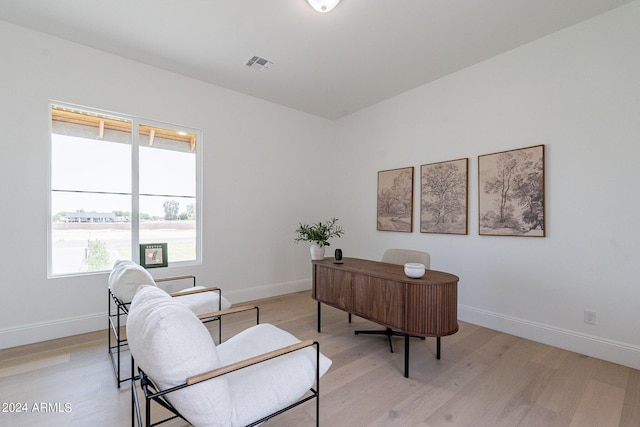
[313,264,352,311]
[352,276,404,330]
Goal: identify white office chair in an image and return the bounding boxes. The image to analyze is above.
[381,248,430,268]
[354,249,431,352]
[108,260,255,387]
[128,285,332,427]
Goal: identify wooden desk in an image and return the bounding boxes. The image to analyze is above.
[312,257,459,377]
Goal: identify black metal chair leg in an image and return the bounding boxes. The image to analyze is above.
[117,309,121,387]
[131,357,141,427]
[404,335,410,378]
[437,336,441,359]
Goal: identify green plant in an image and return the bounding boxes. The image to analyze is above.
[84,239,111,271]
[294,217,344,247]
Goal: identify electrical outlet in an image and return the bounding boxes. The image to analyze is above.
[584,310,597,325]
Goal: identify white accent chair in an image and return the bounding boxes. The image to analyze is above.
[108,260,255,387]
[381,248,430,268]
[353,249,431,352]
[127,285,332,427]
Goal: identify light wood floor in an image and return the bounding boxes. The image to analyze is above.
[1,290,639,426]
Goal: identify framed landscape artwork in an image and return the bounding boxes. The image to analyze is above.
[140,243,168,268]
[377,167,413,232]
[420,158,468,234]
[478,145,545,237]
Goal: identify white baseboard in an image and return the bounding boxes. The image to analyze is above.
[459,304,640,370]
[0,313,106,350]
[223,278,312,304]
[0,279,312,350]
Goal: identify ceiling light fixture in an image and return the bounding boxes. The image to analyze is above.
[306,0,341,13]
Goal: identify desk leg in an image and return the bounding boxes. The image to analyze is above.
[404,335,410,378]
[317,301,321,333]
[436,336,441,360]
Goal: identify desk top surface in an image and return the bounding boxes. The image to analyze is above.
[313,257,459,285]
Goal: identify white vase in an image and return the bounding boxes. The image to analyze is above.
[310,244,325,260]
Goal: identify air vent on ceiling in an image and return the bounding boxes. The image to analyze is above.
[245,55,274,71]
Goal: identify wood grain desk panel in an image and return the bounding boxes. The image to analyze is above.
[313,267,352,312]
[312,257,459,338]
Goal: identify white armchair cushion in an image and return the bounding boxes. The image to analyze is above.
[173,286,232,316]
[127,285,233,426]
[108,259,156,303]
[217,324,332,427]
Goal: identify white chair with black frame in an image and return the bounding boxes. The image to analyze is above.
[127,285,332,427]
[108,260,258,388]
[352,249,431,352]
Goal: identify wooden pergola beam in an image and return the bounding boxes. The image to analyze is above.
[52,107,196,148]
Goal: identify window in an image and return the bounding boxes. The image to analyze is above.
[49,103,201,276]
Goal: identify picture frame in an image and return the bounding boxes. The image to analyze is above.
[377,166,414,232]
[420,158,468,234]
[478,145,545,237]
[139,243,168,268]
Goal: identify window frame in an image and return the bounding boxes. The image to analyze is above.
[47,101,202,278]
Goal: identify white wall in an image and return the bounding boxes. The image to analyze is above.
[0,21,333,348]
[332,2,640,369]
[2,1,639,371]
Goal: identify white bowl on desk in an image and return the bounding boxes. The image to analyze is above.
[404,263,426,278]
